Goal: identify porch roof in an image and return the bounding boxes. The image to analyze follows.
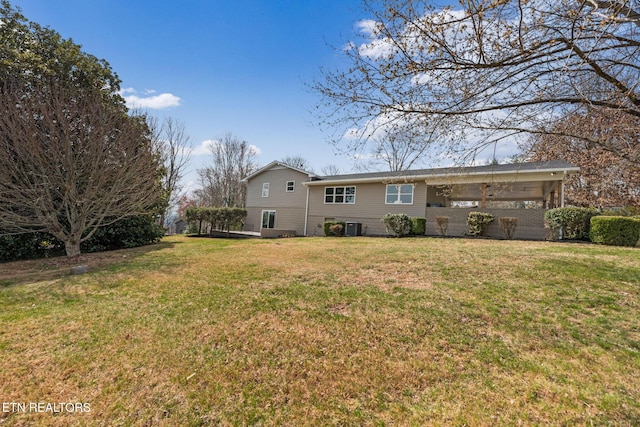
[303,160,579,202]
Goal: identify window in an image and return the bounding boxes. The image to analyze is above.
[261,210,275,229]
[386,184,414,204]
[286,181,295,192]
[324,186,356,204]
[262,182,270,197]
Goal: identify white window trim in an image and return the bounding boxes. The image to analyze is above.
[385,183,415,205]
[261,210,276,229]
[262,182,270,198]
[324,186,356,204]
[286,180,295,192]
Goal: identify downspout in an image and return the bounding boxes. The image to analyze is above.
[304,183,310,236]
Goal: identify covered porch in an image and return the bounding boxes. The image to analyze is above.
[422,165,576,239]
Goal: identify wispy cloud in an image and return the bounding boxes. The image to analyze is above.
[119,88,181,109]
[190,140,218,156]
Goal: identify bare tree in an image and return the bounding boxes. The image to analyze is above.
[369,123,441,171]
[149,117,191,227]
[320,164,342,176]
[0,79,163,257]
[314,0,640,165]
[524,108,640,207]
[280,155,314,172]
[196,133,258,207]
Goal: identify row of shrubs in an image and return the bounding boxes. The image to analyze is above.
[184,207,247,235]
[325,208,640,247]
[0,215,164,262]
[544,207,640,247]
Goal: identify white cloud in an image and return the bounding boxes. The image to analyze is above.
[119,88,181,110]
[355,19,379,38]
[190,139,218,156]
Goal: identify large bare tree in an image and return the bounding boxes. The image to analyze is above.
[0,79,163,257]
[196,133,258,207]
[314,0,640,165]
[524,108,640,207]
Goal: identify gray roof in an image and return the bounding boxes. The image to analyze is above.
[311,160,578,184]
[241,160,317,182]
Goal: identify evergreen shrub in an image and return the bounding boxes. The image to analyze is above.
[590,216,640,247]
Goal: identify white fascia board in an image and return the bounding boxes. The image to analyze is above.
[303,166,579,187]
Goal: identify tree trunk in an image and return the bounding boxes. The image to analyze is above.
[64,239,81,257]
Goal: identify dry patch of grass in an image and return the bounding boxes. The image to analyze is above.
[1,236,639,426]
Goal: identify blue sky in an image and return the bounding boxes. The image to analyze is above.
[12,0,372,187]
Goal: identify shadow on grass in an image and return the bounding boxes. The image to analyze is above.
[0,241,177,288]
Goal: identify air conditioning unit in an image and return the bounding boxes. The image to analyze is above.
[345,222,362,236]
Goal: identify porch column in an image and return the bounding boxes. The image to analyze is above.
[549,191,555,209]
[558,180,564,208]
[481,183,487,208]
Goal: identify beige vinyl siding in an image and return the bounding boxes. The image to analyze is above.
[244,166,310,235]
[307,181,428,235]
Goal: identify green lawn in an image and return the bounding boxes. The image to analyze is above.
[1,235,639,426]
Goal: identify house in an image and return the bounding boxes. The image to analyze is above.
[242,161,318,238]
[242,160,579,239]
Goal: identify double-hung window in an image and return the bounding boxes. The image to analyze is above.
[386,184,414,204]
[286,181,295,192]
[324,186,356,204]
[262,182,270,197]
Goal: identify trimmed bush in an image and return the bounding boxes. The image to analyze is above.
[466,212,495,237]
[381,213,412,237]
[590,216,640,247]
[411,217,426,235]
[499,217,518,239]
[435,216,449,236]
[544,207,599,240]
[323,221,346,236]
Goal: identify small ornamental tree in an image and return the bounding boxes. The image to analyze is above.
[435,216,449,236]
[381,213,412,237]
[499,217,518,239]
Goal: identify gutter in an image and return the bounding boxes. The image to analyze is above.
[302,167,580,187]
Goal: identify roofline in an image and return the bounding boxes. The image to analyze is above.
[303,164,580,186]
[241,161,317,182]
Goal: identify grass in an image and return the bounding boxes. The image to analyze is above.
[1,235,639,426]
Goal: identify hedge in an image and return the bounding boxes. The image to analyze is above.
[590,216,640,247]
[0,215,164,262]
[544,207,599,240]
[185,206,248,235]
[411,217,426,235]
